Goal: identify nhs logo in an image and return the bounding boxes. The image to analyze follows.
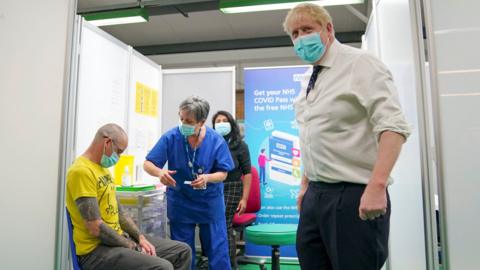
[293,73,308,82]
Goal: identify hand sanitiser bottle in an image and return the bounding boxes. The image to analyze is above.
[122,166,131,186]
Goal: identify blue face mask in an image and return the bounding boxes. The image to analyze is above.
[293,32,326,64]
[100,143,119,168]
[215,122,231,136]
[179,122,196,137]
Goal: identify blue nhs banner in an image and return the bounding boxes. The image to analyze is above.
[244,66,309,257]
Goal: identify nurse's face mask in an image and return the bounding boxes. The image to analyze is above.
[179,111,202,137]
[178,121,197,136]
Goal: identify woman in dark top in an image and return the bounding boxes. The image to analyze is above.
[212,110,252,268]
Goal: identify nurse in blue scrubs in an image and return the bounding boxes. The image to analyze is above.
[144,96,234,270]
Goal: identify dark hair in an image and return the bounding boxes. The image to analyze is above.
[212,110,242,146]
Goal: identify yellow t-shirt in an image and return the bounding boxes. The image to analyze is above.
[66,156,123,255]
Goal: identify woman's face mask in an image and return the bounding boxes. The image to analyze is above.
[215,122,231,136]
[293,32,326,64]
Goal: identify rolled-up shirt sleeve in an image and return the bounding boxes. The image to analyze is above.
[352,54,412,141]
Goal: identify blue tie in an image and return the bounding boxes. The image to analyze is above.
[306,65,323,97]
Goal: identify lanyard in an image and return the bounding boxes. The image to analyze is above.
[184,136,205,180]
[184,136,197,168]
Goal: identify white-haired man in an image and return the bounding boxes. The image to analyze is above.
[283,4,411,270]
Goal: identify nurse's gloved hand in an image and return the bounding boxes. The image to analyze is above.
[159,169,177,187]
[191,174,208,189]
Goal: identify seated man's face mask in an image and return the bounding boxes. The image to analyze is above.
[100,141,120,168]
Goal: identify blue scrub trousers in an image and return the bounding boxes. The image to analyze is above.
[171,219,231,270]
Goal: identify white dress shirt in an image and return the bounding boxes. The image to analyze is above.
[294,39,411,185]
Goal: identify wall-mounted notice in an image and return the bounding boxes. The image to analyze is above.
[135,81,158,118]
[127,51,162,185]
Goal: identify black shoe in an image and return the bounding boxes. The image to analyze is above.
[196,256,209,270]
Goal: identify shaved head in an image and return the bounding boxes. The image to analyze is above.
[94,123,127,145]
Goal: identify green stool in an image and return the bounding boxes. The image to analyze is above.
[246,224,297,270]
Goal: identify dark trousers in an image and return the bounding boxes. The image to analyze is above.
[224,181,243,265]
[296,181,390,270]
[79,235,192,270]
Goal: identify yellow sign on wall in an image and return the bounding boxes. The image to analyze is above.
[150,89,158,117]
[135,81,158,117]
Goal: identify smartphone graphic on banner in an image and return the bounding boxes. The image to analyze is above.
[268,131,301,186]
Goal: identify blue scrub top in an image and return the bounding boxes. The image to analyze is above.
[146,126,234,223]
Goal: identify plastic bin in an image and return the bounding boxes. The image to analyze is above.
[117,188,167,239]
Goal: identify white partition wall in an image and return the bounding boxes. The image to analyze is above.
[361,2,379,57]
[75,21,130,155]
[161,67,235,133]
[376,1,427,269]
[127,50,162,183]
[0,0,73,269]
[75,20,163,185]
[363,1,428,269]
[423,1,480,269]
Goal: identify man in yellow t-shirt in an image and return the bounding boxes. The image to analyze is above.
[66,123,191,270]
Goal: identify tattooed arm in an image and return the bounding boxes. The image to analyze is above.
[118,204,157,256]
[75,197,135,249]
[118,204,141,241]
